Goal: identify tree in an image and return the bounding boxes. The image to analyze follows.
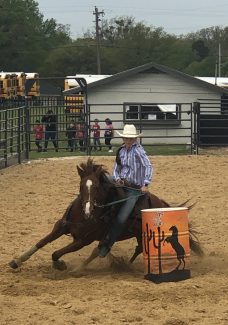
[0,0,72,72]
[42,38,98,77]
[192,40,209,61]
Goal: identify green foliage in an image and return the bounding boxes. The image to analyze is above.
[42,38,97,77]
[0,0,72,72]
[1,4,228,78]
[192,40,209,61]
[183,55,217,76]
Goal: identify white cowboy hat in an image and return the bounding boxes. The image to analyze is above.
[116,124,143,138]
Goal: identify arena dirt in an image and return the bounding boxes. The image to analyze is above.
[1,154,228,325]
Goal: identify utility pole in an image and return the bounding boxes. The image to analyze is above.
[93,6,104,75]
[219,42,221,77]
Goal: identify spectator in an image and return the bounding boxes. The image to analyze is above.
[104,118,114,152]
[41,110,58,152]
[91,119,101,151]
[34,120,44,152]
[66,121,77,152]
[76,120,87,152]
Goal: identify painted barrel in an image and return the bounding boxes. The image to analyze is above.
[141,207,190,283]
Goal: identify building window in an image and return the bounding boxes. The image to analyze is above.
[124,104,181,121]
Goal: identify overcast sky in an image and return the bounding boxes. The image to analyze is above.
[36,0,228,39]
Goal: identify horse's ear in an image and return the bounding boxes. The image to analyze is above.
[77,166,86,179]
[94,165,102,178]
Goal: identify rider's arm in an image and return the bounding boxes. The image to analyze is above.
[113,161,121,182]
[136,148,153,185]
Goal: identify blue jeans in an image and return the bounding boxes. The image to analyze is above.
[107,176,142,247]
[93,136,101,150]
[44,132,57,149]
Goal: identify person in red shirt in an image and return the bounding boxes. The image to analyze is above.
[76,120,87,152]
[34,120,44,152]
[91,119,101,151]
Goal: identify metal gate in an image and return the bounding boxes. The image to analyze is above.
[196,99,228,147]
[0,105,28,169]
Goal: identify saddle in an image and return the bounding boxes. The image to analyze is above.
[103,186,152,224]
[99,187,152,247]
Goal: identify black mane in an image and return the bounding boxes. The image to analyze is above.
[79,158,111,186]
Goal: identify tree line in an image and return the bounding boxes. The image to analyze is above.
[1,0,228,78]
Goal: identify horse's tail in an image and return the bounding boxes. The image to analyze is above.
[188,221,204,257]
[178,198,197,211]
[160,199,170,207]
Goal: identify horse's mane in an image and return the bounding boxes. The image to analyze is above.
[79,158,111,186]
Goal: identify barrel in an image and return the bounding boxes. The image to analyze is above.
[141,207,190,283]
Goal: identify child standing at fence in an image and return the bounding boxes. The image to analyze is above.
[76,120,87,152]
[34,120,44,152]
[104,118,114,152]
[91,119,101,151]
[66,121,77,152]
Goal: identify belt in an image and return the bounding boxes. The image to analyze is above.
[121,179,141,190]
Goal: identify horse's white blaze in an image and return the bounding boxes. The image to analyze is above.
[85,179,93,214]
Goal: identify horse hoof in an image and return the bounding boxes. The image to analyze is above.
[9,260,19,269]
[52,260,67,271]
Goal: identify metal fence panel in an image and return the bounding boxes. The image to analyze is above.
[198,99,228,147]
[0,105,28,169]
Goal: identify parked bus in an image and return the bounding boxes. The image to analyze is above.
[64,76,84,114]
[14,72,26,98]
[26,72,40,98]
[64,74,111,113]
[0,72,12,101]
[195,77,228,89]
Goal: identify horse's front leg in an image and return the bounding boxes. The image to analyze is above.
[52,238,93,271]
[129,234,143,264]
[9,219,66,269]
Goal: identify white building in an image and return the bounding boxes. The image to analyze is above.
[63,62,228,144]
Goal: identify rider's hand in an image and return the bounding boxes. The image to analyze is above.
[116,179,124,187]
[141,185,149,192]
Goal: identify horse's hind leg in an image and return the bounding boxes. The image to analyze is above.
[82,246,100,268]
[9,219,66,269]
[52,238,92,271]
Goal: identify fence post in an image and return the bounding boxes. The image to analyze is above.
[4,108,7,168]
[193,102,200,155]
[87,104,91,155]
[24,96,29,159]
[18,107,21,164]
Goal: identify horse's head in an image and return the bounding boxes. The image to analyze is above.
[77,165,103,219]
[169,226,178,235]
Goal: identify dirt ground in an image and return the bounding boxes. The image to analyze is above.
[1,154,228,325]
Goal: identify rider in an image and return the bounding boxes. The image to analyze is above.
[99,124,153,258]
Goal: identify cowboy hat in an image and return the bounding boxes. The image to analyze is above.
[116,124,143,138]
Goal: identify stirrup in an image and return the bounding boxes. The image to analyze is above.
[99,245,110,258]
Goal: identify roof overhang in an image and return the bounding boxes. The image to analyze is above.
[63,62,228,96]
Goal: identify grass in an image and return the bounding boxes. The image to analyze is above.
[29,142,191,160]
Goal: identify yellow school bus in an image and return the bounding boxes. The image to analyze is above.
[10,73,17,99]
[64,76,84,113]
[14,72,26,98]
[0,72,11,101]
[26,72,40,97]
[64,74,111,113]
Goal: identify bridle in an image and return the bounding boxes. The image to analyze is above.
[80,196,109,209]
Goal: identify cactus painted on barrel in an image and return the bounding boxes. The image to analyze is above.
[153,226,165,274]
[143,223,153,274]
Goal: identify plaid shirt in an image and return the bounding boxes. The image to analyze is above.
[113,142,153,187]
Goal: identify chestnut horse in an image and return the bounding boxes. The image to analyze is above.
[9,158,203,271]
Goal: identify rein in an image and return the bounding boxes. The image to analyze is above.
[62,185,145,229]
[81,185,145,208]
